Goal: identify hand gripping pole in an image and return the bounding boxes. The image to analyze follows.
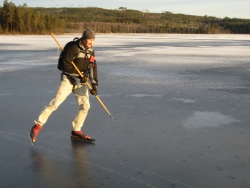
[51,33,113,119]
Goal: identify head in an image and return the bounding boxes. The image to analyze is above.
[81,29,95,48]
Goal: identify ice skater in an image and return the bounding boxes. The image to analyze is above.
[30,28,98,143]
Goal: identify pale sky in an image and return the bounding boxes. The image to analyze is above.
[4,0,250,19]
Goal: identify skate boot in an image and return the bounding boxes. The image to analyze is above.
[71,131,95,141]
[30,124,42,143]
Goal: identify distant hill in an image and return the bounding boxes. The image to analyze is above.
[1,2,249,34]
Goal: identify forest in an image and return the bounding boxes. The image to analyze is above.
[0,0,250,34]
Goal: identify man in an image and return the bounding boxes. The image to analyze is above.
[30,28,98,143]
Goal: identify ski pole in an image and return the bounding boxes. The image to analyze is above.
[51,33,113,119]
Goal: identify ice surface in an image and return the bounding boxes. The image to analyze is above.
[1,34,249,73]
[0,34,250,188]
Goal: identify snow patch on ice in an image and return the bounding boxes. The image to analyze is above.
[183,111,240,129]
[0,94,10,97]
[172,98,196,103]
[130,94,163,97]
[97,94,113,97]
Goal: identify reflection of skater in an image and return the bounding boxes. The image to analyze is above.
[30,29,98,143]
[30,143,94,187]
[71,140,95,185]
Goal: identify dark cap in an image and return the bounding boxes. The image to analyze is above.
[82,29,95,40]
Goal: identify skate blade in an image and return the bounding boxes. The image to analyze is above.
[29,133,35,145]
[71,135,95,141]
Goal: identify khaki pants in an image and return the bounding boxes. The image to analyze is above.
[34,75,90,131]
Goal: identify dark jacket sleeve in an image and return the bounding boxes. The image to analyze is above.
[88,50,98,86]
[92,51,98,85]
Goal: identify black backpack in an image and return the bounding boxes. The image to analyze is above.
[58,37,80,71]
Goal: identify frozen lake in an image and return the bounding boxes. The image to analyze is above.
[0,34,250,188]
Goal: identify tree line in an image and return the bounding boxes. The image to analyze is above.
[1,0,249,34]
[0,0,65,34]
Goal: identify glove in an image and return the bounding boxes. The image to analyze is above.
[79,72,89,84]
[90,84,98,96]
[80,75,88,84]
